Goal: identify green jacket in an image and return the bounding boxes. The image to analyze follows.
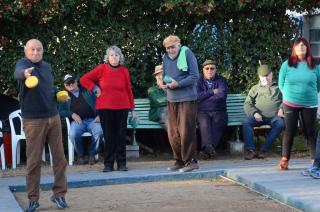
[244,82,282,118]
[147,85,167,122]
[58,85,98,118]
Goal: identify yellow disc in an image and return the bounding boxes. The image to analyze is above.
[25,76,39,88]
[56,90,69,101]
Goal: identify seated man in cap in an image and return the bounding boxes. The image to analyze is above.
[197,60,228,160]
[243,64,285,160]
[59,74,103,165]
[148,65,168,132]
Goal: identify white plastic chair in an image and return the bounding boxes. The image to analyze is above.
[0,120,5,170]
[9,109,52,169]
[66,118,99,165]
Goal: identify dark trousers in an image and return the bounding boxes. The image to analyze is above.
[99,109,128,168]
[167,101,197,164]
[282,104,317,160]
[198,110,227,149]
[23,114,67,201]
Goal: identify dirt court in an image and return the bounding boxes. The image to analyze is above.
[14,178,298,212]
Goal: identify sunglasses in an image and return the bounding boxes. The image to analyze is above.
[204,67,216,71]
[66,80,75,86]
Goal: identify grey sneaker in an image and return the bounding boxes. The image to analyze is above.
[301,165,319,176]
[25,201,39,212]
[167,161,184,171]
[88,156,96,165]
[51,195,69,209]
[311,170,320,179]
[179,160,199,172]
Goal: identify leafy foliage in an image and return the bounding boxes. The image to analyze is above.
[0,0,319,97]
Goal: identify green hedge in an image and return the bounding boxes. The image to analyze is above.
[1,0,318,97]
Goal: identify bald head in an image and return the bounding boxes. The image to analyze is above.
[24,39,43,63]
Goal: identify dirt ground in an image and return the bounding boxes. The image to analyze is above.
[14,178,297,212]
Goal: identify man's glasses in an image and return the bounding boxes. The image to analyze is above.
[204,67,216,71]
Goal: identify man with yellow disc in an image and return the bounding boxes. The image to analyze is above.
[13,39,68,212]
[59,74,103,165]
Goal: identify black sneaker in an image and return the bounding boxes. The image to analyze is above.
[25,201,39,212]
[117,165,128,171]
[205,145,217,158]
[51,195,69,209]
[179,160,199,172]
[198,151,209,160]
[167,161,184,171]
[103,166,114,172]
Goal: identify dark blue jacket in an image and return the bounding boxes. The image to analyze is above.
[14,58,58,118]
[197,75,228,111]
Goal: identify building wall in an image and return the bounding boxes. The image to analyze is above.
[303,15,320,58]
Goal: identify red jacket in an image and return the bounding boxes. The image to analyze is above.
[80,64,135,110]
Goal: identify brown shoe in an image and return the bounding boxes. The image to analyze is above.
[257,151,266,159]
[244,150,256,160]
[76,157,86,165]
[278,157,289,170]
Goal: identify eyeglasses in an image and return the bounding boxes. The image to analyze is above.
[204,67,216,71]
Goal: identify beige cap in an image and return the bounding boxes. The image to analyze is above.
[163,35,181,48]
[153,65,163,75]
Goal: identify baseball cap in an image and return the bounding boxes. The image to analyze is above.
[63,74,75,83]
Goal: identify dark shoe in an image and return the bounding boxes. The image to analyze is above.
[25,201,39,212]
[179,159,199,172]
[257,151,266,159]
[198,151,209,160]
[51,195,69,209]
[205,145,217,158]
[244,150,256,160]
[278,157,289,170]
[103,166,114,172]
[167,161,184,171]
[117,165,128,171]
[88,156,96,165]
[77,157,86,165]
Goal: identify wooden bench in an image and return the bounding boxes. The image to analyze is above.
[127,94,246,144]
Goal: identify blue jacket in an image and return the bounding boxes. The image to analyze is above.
[197,75,228,111]
[14,58,58,118]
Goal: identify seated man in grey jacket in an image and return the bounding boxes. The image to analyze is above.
[59,74,103,165]
[243,64,285,160]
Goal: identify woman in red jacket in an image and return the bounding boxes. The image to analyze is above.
[80,45,137,172]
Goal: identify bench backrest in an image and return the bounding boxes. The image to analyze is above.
[127,94,246,129]
[226,94,246,126]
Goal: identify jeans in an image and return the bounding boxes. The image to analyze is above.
[198,110,227,149]
[243,116,285,152]
[69,118,103,157]
[313,131,320,167]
